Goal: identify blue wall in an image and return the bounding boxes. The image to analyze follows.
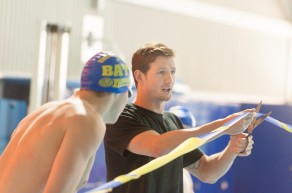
[232,103,292,193]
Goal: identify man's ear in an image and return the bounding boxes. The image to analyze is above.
[134,70,144,85]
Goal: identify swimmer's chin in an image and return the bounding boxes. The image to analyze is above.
[104,117,119,125]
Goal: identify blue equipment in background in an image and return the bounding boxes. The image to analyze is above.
[0,77,29,154]
[0,99,27,154]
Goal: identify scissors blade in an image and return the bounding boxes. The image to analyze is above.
[247,101,263,134]
[255,101,262,113]
[253,111,272,129]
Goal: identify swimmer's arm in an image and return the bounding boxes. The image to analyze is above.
[76,155,95,191]
[43,116,103,193]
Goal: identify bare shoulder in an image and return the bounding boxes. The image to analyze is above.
[61,100,106,146]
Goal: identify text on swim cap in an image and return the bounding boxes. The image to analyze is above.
[112,77,130,88]
[101,64,129,77]
[98,77,130,88]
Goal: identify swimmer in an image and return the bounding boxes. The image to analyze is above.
[0,52,131,193]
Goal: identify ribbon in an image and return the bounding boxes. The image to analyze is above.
[86,113,292,193]
[86,112,251,193]
[257,113,292,133]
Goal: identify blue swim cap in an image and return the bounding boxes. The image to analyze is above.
[81,52,131,94]
[169,106,196,128]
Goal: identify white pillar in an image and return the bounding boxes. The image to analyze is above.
[29,22,71,113]
[29,21,47,113]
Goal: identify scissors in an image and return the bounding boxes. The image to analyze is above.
[240,101,272,153]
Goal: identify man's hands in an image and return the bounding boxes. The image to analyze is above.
[224,109,256,135]
[229,133,254,156]
[224,109,256,157]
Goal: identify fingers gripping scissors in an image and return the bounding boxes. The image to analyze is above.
[240,101,272,153]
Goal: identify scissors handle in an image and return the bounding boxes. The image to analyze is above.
[239,111,272,153]
[240,133,251,153]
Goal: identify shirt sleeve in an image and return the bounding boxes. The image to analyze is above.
[183,148,204,167]
[105,113,151,158]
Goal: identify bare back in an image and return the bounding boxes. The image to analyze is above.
[0,98,105,193]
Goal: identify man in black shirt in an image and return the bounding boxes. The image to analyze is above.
[105,43,255,193]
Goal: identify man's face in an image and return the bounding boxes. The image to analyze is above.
[142,56,176,102]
